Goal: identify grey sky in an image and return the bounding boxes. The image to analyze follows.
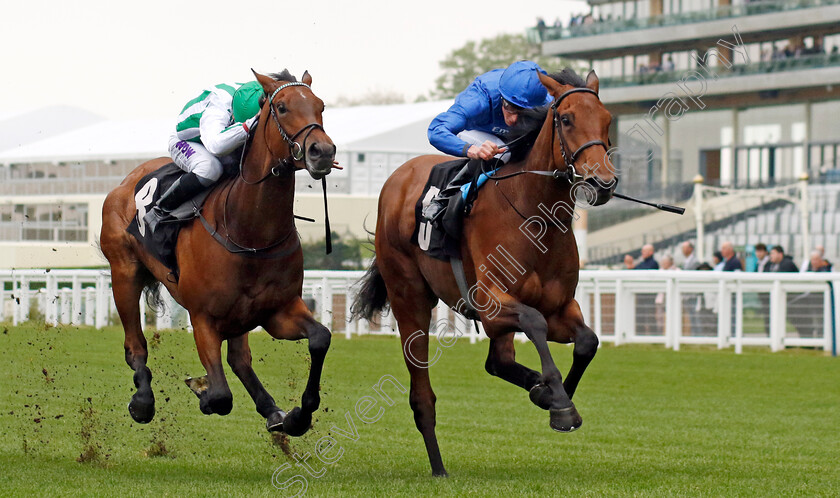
[0,0,587,119]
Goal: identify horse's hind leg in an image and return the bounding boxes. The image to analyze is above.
[484,335,541,391]
[263,298,331,437]
[111,263,155,423]
[227,334,286,431]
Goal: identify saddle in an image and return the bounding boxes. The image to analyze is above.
[411,158,499,320]
[126,163,214,280]
[411,158,498,261]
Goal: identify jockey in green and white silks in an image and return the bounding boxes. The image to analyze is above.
[144,81,263,234]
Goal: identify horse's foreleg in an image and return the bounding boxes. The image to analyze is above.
[484,335,541,391]
[189,315,233,415]
[547,301,599,400]
[226,334,286,431]
[489,300,581,432]
[263,298,331,437]
[111,264,155,424]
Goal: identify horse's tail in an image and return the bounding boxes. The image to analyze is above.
[350,257,389,321]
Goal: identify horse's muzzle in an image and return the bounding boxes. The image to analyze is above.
[585,176,617,207]
[306,142,336,179]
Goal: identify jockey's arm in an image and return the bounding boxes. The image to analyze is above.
[199,92,250,156]
[428,87,491,158]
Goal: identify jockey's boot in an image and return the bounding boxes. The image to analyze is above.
[421,161,476,226]
[143,172,210,234]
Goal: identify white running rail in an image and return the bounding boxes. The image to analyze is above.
[1,269,837,354]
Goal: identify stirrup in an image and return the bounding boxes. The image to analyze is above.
[422,198,448,224]
[142,207,166,234]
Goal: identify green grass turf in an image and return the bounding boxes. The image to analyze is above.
[1,323,838,497]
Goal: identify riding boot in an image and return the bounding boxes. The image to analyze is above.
[143,172,210,234]
[421,161,478,225]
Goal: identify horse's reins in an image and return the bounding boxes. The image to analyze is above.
[202,81,334,255]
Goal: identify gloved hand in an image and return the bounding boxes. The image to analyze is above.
[243,115,259,133]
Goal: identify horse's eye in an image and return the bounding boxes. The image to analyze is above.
[276,102,287,114]
[561,115,572,126]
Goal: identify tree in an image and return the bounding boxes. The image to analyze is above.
[332,89,406,107]
[301,232,372,270]
[431,33,580,99]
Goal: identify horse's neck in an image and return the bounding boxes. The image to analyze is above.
[223,141,296,246]
[509,116,576,218]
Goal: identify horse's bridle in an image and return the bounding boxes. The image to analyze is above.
[549,87,609,183]
[240,81,325,184]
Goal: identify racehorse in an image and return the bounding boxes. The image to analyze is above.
[351,69,616,475]
[100,70,336,436]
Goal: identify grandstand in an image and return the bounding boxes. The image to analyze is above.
[531,0,840,266]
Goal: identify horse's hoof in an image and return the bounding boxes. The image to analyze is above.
[282,407,312,437]
[199,393,233,416]
[432,469,449,478]
[128,392,155,424]
[529,384,552,410]
[549,406,582,432]
[266,410,287,432]
[185,376,209,398]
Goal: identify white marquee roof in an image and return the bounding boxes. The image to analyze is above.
[0,100,454,165]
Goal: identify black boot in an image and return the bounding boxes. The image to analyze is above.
[422,161,477,225]
[143,172,209,234]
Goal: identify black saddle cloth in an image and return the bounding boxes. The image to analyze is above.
[410,158,484,261]
[125,163,212,279]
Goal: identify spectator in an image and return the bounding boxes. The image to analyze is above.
[754,242,771,334]
[720,241,742,271]
[623,254,635,269]
[802,244,829,272]
[635,244,659,270]
[769,246,798,272]
[663,56,675,72]
[755,243,771,272]
[712,251,724,271]
[681,241,699,270]
[808,250,832,272]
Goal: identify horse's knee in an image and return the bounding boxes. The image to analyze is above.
[226,352,251,376]
[307,323,331,356]
[574,327,599,359]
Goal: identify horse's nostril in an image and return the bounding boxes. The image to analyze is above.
[308,143,321,158]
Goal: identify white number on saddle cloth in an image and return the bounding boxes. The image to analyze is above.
[418,186,440,251]
[135,178,158,237]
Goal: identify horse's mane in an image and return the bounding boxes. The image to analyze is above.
[257,69,299,107]
[506,67,587,163]
[268,69,298,82]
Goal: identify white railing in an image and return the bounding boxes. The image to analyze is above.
[1,269,837,355]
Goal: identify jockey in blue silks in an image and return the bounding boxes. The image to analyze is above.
[422,60,554,224]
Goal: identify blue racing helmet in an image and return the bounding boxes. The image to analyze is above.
[498,60,549,109]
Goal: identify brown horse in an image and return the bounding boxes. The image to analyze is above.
[100,70,336,436]
[351,69,617,475]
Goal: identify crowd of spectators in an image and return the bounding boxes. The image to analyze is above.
[622,240,833,337]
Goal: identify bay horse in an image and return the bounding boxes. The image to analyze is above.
[351,69,617,475]
[100,70,336,436]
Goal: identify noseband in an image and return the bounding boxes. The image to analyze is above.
[549,87,609,183]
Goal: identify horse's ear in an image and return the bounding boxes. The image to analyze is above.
[302,70,312,86]
[538,72,563,97]
[252,69,277,94]
[586,70,599,94]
